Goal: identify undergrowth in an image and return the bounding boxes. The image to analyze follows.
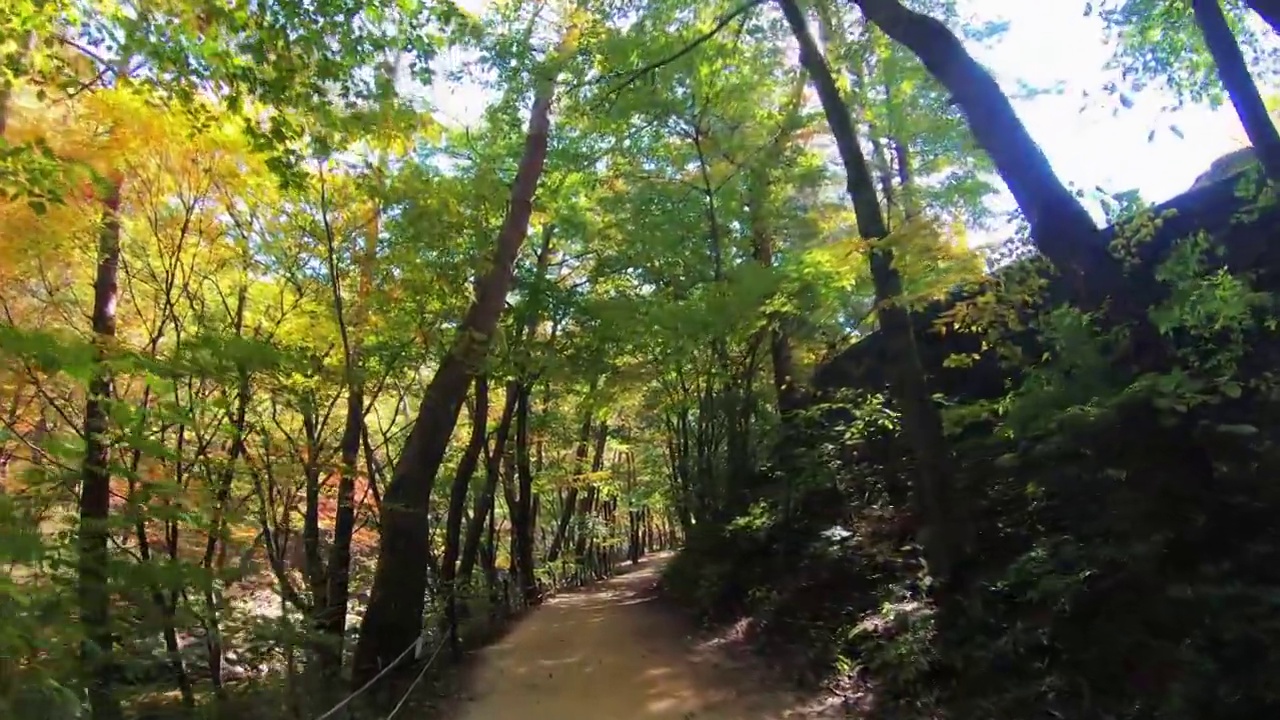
[663,196,1280,718]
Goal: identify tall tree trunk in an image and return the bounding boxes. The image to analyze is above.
[200,284,251,698]
[160,437,194,705]
[440,376,488,658]
[667,411,695,534]
[352,27,575,683]
[1245,0,1280,35]
[129,450,196,709]
[158,601,194,705]
[590,420,609,473]
[297,399,332,671]
[847,0,1116,294]
[745,74,806,416]
[626,452,641,564]
[459,384,518,582]
[318,381,361,672]
[79,175,124,720]
[512,385,538,604]
[644,507,653,554]
[531,494,540,548]
[547,413,592,563]
[867,130,897,226]
[572,486,598,579]
[318,194,379,675]
[1193,0,1280,179]
[505,222,554,598]
[893,138,919,219]
[571,423,609,572]
[784,0,967,580]
[484,494,498,597]
[501,437,519,579]
[748,167,801,415]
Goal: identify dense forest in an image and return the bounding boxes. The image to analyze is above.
[3,0,1280,718]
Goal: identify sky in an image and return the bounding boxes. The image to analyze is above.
[968,0,1265,205]
[428,0,1275,230]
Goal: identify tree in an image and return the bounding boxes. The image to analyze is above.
[1245,0,1280,33]
[1191,0,1280,178]
[780,0,966,579]
[79,166,124,720]
[352,17,582,683]
[846,1,1103,273]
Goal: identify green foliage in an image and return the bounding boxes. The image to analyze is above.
[1093,0,1275,111]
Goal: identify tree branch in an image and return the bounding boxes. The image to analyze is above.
[598,0,766,99]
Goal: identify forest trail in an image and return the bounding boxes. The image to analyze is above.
[450,553,825,720]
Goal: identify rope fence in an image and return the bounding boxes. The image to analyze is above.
[313,633,449,720]
[385,636,449,720]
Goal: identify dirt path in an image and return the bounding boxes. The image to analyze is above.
[450,553,825,719]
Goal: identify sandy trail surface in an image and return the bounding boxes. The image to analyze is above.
[451,553,823,720]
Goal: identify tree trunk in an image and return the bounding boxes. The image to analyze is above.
[626,452,641,564]
[666,413,695,535]
[512,385,538,604]
[500,436,518,582]
[784,0,967,580]
[159,601,195,705]
[79,175,124,720]
[572,487,598,583]
[131,473,197,709]
[531,494,540,550]
[748,168,801,415]
[547,413,592,563]
[441,376,489,658]
[744,71,804,416]
[1245,0,1280,34]
[296,400,332,671]
[352,30,571,683]
[867,130,897,225]
[317,182,381,676]
[893,138,919,219]
[200,285,251,698]
[318,379,361,672]
[483,488,498,585]
[847,0,1114,293]
[498,221,555,597]
[571,424,608,574]
[459,384,518,582]
[1193,0,1280,179]
[589,420,609,473]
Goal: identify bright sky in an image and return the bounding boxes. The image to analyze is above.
[430,0,1275,225]
[969,0,1268,207]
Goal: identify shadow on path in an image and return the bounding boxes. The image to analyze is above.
[449,553,829,719]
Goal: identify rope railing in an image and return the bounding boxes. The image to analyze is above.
[385,636,449,720]
[313,633,449,720]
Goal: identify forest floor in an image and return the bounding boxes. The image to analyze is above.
[441,552,851,719]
